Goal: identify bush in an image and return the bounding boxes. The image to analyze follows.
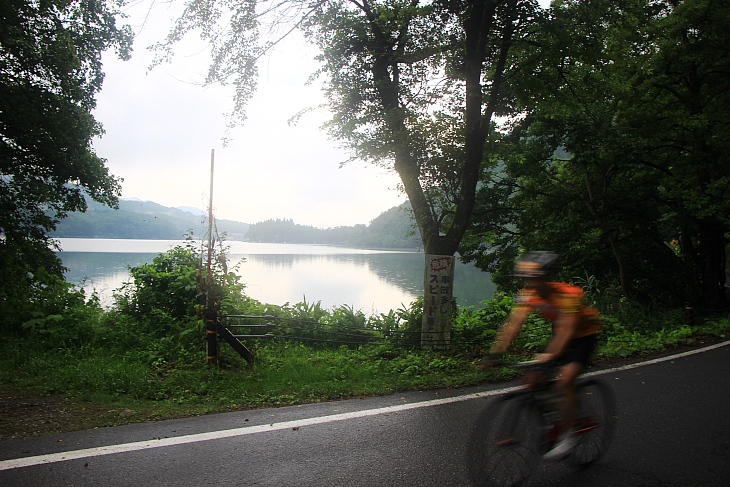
[20,268,106,349]
[369,297,423,347]
[103,234,249,367]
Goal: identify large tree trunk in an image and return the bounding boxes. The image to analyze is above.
[368,0,516,348]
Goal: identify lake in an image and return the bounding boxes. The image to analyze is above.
[55,238,496,314]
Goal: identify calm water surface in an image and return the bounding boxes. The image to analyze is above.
[56,238,495,314]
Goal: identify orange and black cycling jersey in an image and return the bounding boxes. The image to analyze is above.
[514,282,601,338]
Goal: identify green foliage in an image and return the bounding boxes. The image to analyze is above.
[352,203,421,249]
[115,241,202,324]
[19,268,104,347]
[221,297,413,348]
[245,218,360,245]
[463,0,730,309]
[451,293,513,346]
[104,234,248,367]
[369,297,424,347]
[598,315,729,359]
[1,0,132,242]
[0,238,64,331]
[0,239,106,344]
[244,202,420,249]
[1,0,132,331]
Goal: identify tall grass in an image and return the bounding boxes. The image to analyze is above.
[2,299,727,414]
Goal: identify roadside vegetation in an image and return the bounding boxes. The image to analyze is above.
[1,241,727,439]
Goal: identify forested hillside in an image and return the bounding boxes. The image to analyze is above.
[53,198,418,249]
[245,202,420,249]
[51,199,250,240]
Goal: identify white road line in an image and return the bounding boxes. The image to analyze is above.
[1,339,728,471]
[0,387,516,472]
[581,339,730,377]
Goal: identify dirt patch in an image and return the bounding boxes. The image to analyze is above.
[0,387,221,443]
[0,388,130,442]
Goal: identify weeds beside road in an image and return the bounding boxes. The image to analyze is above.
[1,329,727,443]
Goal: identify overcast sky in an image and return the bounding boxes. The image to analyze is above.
[93,1,550,229]
[92,1,406,229]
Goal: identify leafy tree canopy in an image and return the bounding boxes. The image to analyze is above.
[1,0,133,328]
[462,0,730,308]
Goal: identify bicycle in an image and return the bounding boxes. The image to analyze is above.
[479,360,617,487]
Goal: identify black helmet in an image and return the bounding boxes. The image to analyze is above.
[513,251,559,278]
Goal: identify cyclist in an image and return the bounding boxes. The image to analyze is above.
[489,251,601,460]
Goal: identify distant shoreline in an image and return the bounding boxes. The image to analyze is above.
[53,237,422,254]
[51,199,420,250]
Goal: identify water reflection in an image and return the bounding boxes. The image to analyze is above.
[60,252,157,304]
[57,240,495,313]
[235,253,420,313]
[237,252,494,311]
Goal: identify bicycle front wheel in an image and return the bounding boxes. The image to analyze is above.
[570,378,617,466]
[483,394,544,487]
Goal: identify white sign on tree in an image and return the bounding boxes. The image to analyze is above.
[422,254,455,349]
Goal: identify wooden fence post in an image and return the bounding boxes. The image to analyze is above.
[206,308,218,364]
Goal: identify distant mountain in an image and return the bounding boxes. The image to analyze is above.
[245,201,421,249]
[52,197,420,249]
[51,198,250,240]
[176,206,206,216]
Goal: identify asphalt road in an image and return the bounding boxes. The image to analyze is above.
[1,341,728,486]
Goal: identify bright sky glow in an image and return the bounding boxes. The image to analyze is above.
[93,1,405,228]
[93,1,551,229]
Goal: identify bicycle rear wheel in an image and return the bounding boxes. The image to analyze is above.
[570,378,617,466]
[483,394,544,487]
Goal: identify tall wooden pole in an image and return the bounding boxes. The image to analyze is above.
[206,149,218,364]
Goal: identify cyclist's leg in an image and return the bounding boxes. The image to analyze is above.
[556,361,582,436]
[544,334,597,459]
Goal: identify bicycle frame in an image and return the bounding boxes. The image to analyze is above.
[503,362,609,453]
[474,361,617,487]
[504,379,561,451]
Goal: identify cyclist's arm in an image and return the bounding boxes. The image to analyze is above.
[539,311,579,361]
[490,306,530,354]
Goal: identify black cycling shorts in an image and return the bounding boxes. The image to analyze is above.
[557,334,598,367]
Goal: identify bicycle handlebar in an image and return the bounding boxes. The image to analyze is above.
[482,357,556,372]
[509,360,549,370]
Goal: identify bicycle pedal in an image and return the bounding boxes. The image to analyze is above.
[495,437,516,446]
[573,420,599,434]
